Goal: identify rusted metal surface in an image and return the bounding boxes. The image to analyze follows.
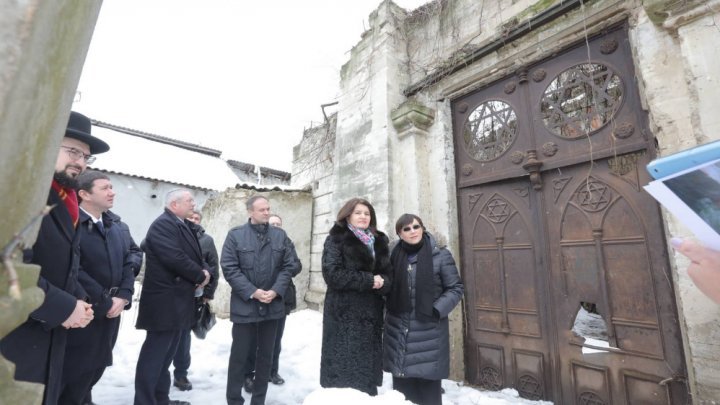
[453,24,688,404]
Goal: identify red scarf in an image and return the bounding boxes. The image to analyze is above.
[51,179,79,227]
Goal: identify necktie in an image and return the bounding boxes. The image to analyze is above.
[96,220,105,235]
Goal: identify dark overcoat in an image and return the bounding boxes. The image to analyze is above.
[136,209,207,331]
[0,188,87,404]
[382,233,464,380]
[195,225,219,299]
[63,209,135,381]
[107,210,144,277]
[284,238,302,314]
[319,224,392,395]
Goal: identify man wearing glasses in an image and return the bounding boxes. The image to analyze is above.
[1,111,109,405]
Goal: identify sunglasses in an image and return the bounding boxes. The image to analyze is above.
[402,224,422,232]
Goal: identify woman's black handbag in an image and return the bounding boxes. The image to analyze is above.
[192,300,216,339]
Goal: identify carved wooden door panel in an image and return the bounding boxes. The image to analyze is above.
[453,24,688,403]
[457,178,554,401]
[544,155,687,405]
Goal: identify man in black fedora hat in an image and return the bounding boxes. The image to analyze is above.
[1,111,110,405]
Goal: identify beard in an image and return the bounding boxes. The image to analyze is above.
[53,167,80,189]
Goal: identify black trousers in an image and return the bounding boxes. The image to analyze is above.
[227,320,279,405]
[172,329,192,379]
[57,367,105,405]
[244,314,286,377]
[392,376,442,405]
[134,330,182,405]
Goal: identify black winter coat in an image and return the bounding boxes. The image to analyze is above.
[320,224,392,395]
[0,187,87,404]
[283,238,302,314]
[136,209,208,331]
[382,233,463,381]
[195,225,219,299]
[64,209,136,381]
[107,210,143,277]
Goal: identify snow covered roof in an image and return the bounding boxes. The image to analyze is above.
[88,121,241,192]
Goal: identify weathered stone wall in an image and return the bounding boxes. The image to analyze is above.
[292,0,720,398]
[0,1,103,402]
[200,187,313,318]
[292,115,336,309]
[633,2,720,400]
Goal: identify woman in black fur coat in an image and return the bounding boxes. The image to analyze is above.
[320,197,392,395]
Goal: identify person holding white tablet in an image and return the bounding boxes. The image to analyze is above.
[672,238,720,304]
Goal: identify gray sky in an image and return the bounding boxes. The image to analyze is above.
[74,0,427,172]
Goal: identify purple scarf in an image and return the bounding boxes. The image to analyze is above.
[347,223,375,257]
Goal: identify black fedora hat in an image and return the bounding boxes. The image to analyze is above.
[65,111,110,154]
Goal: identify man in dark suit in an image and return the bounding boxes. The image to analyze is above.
[134,189,211,405]
[172,210,219,392]
[0,111,108,404]
[58,170,137,405]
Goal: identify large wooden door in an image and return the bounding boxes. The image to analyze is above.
[453,24,688,404]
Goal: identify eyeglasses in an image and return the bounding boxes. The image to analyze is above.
[402,224,422,232]
[61,146,96,164]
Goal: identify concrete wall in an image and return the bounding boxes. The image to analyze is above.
[292,0,720,397]
[0,1,103,402]
[200,187,313,318]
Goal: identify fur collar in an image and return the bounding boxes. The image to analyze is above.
[328,223,389,263]
[329,223,387,243]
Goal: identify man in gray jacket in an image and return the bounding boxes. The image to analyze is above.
[221,195,298,405]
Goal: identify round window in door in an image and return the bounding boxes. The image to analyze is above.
[463,100,518,162]
[540,63,623,139]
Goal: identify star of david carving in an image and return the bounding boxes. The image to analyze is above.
[578,391,605,405]
[480,367,501,390]
[486,198,510,223]
[575,182,610,212]
[518,375,542,400]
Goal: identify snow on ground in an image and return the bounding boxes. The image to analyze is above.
[94,307,551,405]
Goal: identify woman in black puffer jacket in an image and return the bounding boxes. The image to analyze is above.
[320,197,392,395]
[384,213,464,405]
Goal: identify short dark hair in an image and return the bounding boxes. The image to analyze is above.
[191,210,203,220]
[336,197,378,235]
[246,195,268,211]
[395,213,425,235]
[76,170,109,194]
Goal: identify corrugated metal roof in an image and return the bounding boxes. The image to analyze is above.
[226,159,291,181]
[92,120,222,157]
[89,125,240,191]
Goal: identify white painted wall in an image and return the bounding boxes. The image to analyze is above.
[102,173,215,243]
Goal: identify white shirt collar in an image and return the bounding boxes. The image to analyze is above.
[80,206,102,223]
